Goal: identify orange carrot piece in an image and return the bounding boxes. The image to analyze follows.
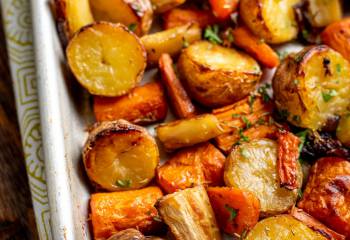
[232,26,280,68]
[90,187,163,239]
[162,8,218,29]
[277,130,300,190]
[158,53,196,119]
[207,187,260,236]
[290,207,346,240]
[156,143,225,193]
[209,0,239,20]
[94,82,167,125]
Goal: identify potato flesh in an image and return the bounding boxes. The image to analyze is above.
[246,215,327,240]
[67,23,146,96]
[306,0,342,27]
[224,139,301,215]
[156,114,224,151]
[336,114,350,147]
[141,23,201,65]
[84,121,159,191]
[150,0,186,13]
[65,0,94,37]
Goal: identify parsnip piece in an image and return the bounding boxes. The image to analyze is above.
[158,186,221,240]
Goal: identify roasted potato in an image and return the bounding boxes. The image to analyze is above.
[158,186,222,240]
[177,41,262,107]
[207,187,260,236]
[107,229,144,240]
[54,0,94,44]
[336,114,350,147]
[156,143,225,193]
[245,215,327,240]
[67,22,146,97]
[304,0,342,28]
[240,0,299,44]
[273,45,350,130]
[321,18,350,62]
[83,120,159,191]
[224,139,302,216]
[94,82,168,124]
[298,157,350,238]
[90,187,163,239]
[150,0,186,13]
[89,0,153,36]
[156,114,224,151]
[141,23,201,65]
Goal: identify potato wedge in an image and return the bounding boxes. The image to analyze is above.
[83,120,159,191]
[207,187,260,236]
[158,54,195,119]
[54,0,94,44]
[298,157,350,238]
[67,22,146,97]
[273,45,350,130]
[177,41,262,107]
[321,18,350,62]
[107,229,144,240]
[141,23,201,65]
[89,0,153,36]
[158,186,222,240]
[240,0,299,44]
[90,187,163,239]
[305,0,342,28]
[336,114,350,147]
[94,82,167,124]
[245,215,327,240]
[156,114,224,151]
[150,0,186,13]
[224,139,302,216]
[156,143,225,193]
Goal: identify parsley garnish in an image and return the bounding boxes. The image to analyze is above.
[296,130,308,154]
[239,129,249,142]
[302,29,309,40]
[322,89,337,102]
[232,114,241,118]
[277,51,288,60]
[116,179,131,188]
[227,29,234,43]
[297,189,303,199]
[153,216,163,222]
[258,83,271,102]
[241,116,252,129]
[204,25,222,44]
[128,23,137,32]
[292,115,301,124]
[336,64,342,73]
[248,94,256,113]
[240,147,249,158]
[294,54,303,63]
[225,205,238,221]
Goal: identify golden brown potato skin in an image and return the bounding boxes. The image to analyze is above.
[273,45,350,130]
[298,157,350,238]
[178,41,262,108]
[336,114,350,147]
[240,0,299,44]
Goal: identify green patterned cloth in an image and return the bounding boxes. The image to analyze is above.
[1,0,52,239]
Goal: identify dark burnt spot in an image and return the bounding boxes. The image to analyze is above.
[314,229,333,239]
[321,115,340,132]
[323,57,332,76]
[328,176,350,195]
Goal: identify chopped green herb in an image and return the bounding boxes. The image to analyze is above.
[278,109,290,120]
[336,63,342,73]
[153,216,163,222]
[116,179,131,188]
[322,89,337,102]
[204,25,222,44]
[292,115,301,124]
[240,147,249,158]
[302,29,309,40]
[277,51,288,60]
[225,205,238,221]
[241,116,252,129]
[128,23,137,32]
[258,83,271,102]
[232,114,241,118]
[182,37,189,48]
[297,189,303,199]
[294,54,303,63]
[227,29,234,43]
[296,130,308,154]
[257,117,265,125]
[239,128,249,142]
[248,94,256,113]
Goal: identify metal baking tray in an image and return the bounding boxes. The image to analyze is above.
[29,0,348,239]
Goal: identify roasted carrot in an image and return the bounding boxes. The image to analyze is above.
[162,8,218,29]
[158,53,196,119]
[209,0,239,20]
[207,187,260,236]
[231,26,280,68]
[321,18,350,62]
[290,207,346,240]
[156,142,225,193]
[276,130,300,190]
[94,82,167,124]
[90,187,163,240]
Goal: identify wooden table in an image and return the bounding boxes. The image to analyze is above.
[0,12,38,240]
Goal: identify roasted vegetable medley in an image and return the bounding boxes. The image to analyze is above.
[53,0,350,239]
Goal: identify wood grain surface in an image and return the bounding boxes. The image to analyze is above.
[0,12,38,240]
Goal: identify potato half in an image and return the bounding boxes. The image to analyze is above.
[54,0,94,44]
[273,45,350,130]
[67,22,146,97]
[245,215,327,240]
[240,0,299,44]
[177,41,262,108]
[83,120,159,191]
[224,139,302,216]
[305,0,342,28]
[89,0,153,36]
[337,114,350,147]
